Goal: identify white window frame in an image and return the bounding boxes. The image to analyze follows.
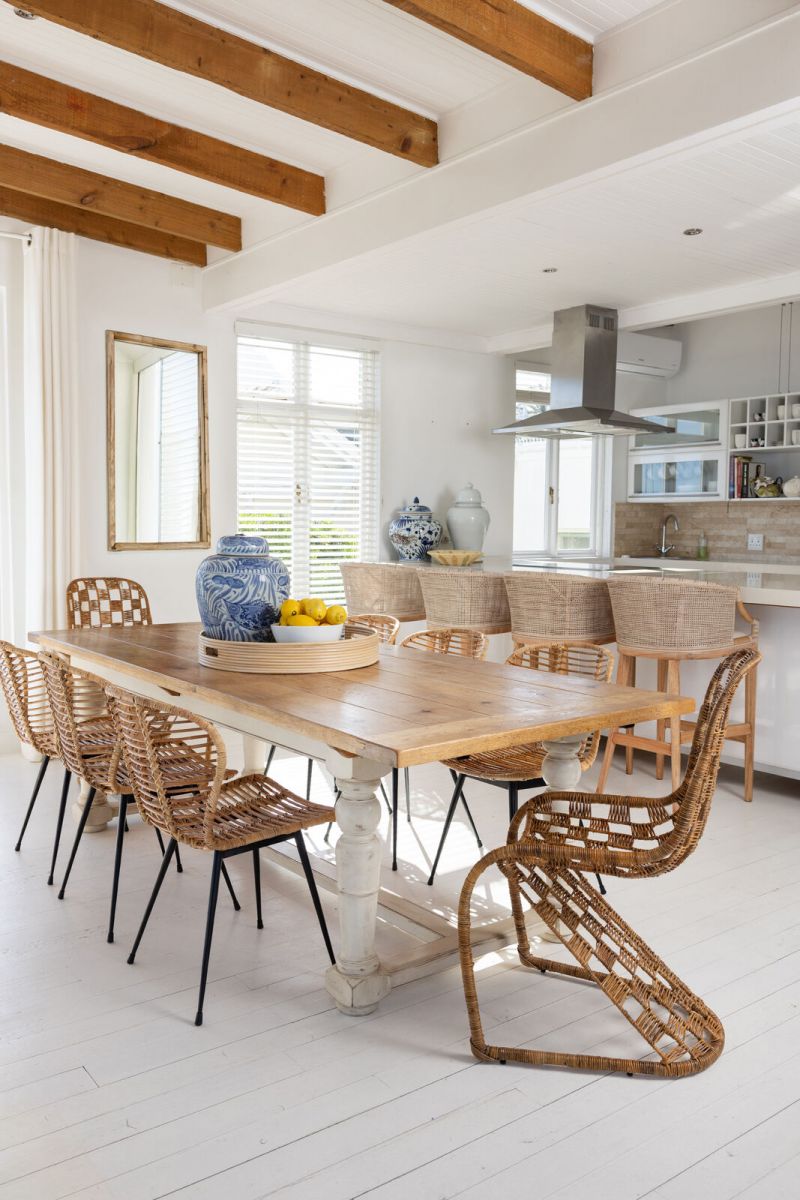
[235,322,381,601]
[513,362,612,559]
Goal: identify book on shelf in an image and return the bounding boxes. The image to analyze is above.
[730,454,753,499]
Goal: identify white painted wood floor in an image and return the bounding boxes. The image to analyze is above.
[1,745,799,1200]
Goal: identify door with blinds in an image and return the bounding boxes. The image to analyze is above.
[237,333,379,603]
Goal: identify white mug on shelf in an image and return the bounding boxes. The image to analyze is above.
[792,430,800,446]
[778,404,787,419]
[734,433,748,449]
[793,404,800,419]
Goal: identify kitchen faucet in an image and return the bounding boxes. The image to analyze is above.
[654,513,679,557]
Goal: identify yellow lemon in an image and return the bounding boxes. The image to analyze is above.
[287,614,317,627]
[280,598,300,620]
[301,597,327,622]
[325,605,347,625]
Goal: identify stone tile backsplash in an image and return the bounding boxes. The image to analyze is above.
[614,501,800,563]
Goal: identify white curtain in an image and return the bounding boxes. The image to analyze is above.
[23,228,80,631]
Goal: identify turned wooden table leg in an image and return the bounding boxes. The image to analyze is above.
[324,751,391,1016]
[538,733,586,942]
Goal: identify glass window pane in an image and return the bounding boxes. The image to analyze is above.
[309,346,362,407]
[237,338,294,403]
[556,439,593,552]
[513,436,548,553]
[632,457,718,496]
[632,408,720,449]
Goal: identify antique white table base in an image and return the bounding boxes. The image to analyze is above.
[59,648,587,1016]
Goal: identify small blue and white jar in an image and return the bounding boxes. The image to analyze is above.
[196,535,291,642]
[388,497,443,561]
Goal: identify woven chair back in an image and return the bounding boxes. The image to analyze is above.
[399,626,488,659]
[0,641,56,755]
[417,569,510,634]
[66,577,153,630]
[606,576,737,652]
[38,652,109,778]
[340,563,424,621]
[349,613,400,644]
[105,686,226,847]
[504,573,615,644]
[506,641,614,682]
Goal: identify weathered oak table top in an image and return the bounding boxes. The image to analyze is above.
[35,622,695,768]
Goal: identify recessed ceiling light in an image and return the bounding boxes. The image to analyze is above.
[683,227,703,236]
[13,8,37,16]
[542,267,558,273]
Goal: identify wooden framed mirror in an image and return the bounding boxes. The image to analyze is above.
[106,330,210,551]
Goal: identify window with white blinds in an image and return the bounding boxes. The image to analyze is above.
[236,333,380,603]
[159,352,200,542]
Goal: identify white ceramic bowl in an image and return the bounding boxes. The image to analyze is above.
[271,623,344,644]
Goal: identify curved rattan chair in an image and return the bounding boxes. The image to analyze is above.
[459,647,760,1077]
[428,642,614,885]
[0,640,70,871]
[106,686,335,1026]
[387,627,490,872]
[503,572,615,647]
[597,577,758,799]
[66,577,153,629]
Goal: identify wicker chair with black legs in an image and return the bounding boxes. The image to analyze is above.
[66,577,153,630]
[430,641,614,886]
[106,686,336,1026]
[391,627,489,873]
[38,652,222,942]
[458,647,760,1078]
[0,641,70,879]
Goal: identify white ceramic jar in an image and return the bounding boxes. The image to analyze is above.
[446,482,490,552]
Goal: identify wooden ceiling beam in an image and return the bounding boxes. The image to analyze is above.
[0,61,325,215]
[382,0,593,101]
[10,0,439,167]
[0,184,207,264]
[0,142,241,250]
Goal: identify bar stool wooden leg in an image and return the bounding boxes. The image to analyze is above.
[596,653,631,793]
[625,658,636,775]
[655,658,667,781]
[666,659,682,790]
[743,660,757,803]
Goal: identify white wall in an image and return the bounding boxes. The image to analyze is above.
[664,305,798,403]
[0,235,25,752]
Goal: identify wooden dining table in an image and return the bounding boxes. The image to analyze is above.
[34,621,694,1015]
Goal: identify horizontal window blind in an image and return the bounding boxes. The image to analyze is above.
[159,352,200,542]
[237,335,379,603]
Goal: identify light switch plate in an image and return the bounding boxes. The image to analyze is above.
[747,533,764,551]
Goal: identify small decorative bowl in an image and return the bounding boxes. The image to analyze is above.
[429,550,483,566]
[271,623,344,643]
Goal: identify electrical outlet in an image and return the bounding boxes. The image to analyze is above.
[747,533,764,552]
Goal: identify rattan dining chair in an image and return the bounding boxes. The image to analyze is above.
[430,641,614,885]
[459,647,760,1077]
[0,640,71,877]
[106,686,336,1026]
[66,577,153,629]
[390,627,489,872]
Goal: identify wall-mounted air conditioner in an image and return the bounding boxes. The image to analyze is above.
[616,331,682,378]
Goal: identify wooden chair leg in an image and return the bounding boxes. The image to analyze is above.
[743,659,757,802]
[666,659,682,790]
[655,658,667,781]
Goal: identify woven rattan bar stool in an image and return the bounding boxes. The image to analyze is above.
[66,577,153,629]
[597,577,759,799]
[0,640,70,874]
[322,615,400,843]
[106,686,335,1026]
[503,572,615,647]
[459,648,760,1077]
[430,642,614,885]
[416,568,511,634]
[390,627,489,873]
[340,562,425,621]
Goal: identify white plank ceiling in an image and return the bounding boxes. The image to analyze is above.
[522,0,668,39]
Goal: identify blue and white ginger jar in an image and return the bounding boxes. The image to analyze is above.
[196,535,291,642]
[388,497,443,561]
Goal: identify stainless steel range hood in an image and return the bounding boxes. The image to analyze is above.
[494,305,667,439]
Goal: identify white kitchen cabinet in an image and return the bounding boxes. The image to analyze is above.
[627,400,729,502]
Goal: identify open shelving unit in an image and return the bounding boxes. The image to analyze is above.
[728,394,800,499]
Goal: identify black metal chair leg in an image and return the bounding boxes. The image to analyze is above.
[128,838,176,964]
[253,848,263,929]
[295,833,335,963]
[428,774,466,886]
[306,757,314,802]
[323,789,341,844]
[195,852,223,1026]
[154,826,165,854]
[107,795,130,944]
[508,783,520,823]
[265,744,276,774]
[48,768,71,885]
[155,825,183,874]
[391,767,399,871]
[15,754,50,851]
[379,779,392,816]
[459,791,483,849]
[57,786,96,899]
[220,862,241,911]
[404,767,411,820]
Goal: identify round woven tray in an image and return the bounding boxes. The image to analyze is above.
[198,622,380,674]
